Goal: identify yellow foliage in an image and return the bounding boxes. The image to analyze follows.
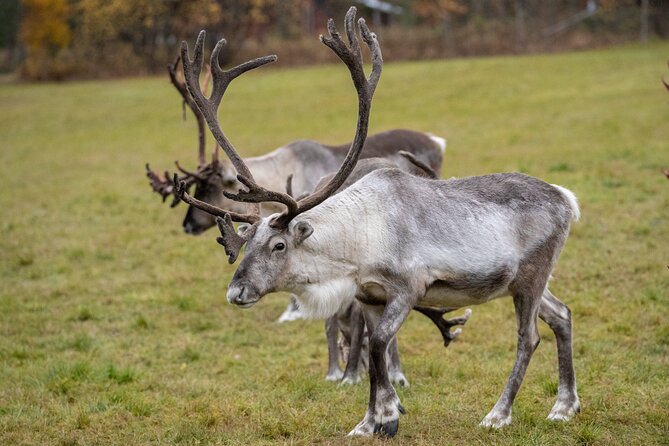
[20,0,72,51]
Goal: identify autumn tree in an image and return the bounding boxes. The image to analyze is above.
[20,0,73,79]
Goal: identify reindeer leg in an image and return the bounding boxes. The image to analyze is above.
[386,337,409,387]
[539,288,580,422]
[325,315,344,381]
[341,303,365,384]
[480,288,542,428]
[349,297,413,438]
[276,294,305,323]
[414,306,472,347]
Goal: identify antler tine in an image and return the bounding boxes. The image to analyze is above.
[168,53,207,166]
[174,160,206,181]
[344,6,360,52]
[223,174,299,215]
[202,64,212,96]
[212,143,220,163]
[173,174,260,224]
[215,215,251,264]
[285,174,294,198]
[269,7,381,227]
[181,32,300,216]
[146,163,174,201]
[180,31,276,182]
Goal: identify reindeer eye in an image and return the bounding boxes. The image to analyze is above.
[273,242,285,252]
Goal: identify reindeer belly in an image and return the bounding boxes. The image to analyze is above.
[419,267,514,308]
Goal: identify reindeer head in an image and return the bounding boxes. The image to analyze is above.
[177,154,255,234]
[174,7,382,309]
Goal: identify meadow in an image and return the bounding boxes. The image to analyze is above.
[1,42,668,445]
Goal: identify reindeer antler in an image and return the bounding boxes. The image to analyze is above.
[168,55,208,166]
[200,7,382,229]
[173,174,259,224]
[263,7,382,227]
[181,33,276,183]
[146,55,216,206]
[145,163,190,207]
[172,173,258,263]
[176,7,381,260]
[216,215,251,263]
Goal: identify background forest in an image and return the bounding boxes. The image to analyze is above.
[1,0,667,80]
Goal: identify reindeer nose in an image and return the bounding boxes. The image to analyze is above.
[234,287,246,304]
[227,285,247,305]
[183,221,204,235]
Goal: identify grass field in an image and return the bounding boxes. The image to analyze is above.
[1,42,668,445]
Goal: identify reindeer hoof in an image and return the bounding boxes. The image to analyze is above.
[348,415,375,437]
[389,371,410,387]
[374,419,399,438]
[340,374,362,385]
[480,409,512,429]
[547,398,580,422]
[325,369,344,382]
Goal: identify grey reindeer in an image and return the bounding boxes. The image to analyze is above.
[147,34,470,385]
[175,6,581,438]
[287,157,472,385]
[145,57,446,237]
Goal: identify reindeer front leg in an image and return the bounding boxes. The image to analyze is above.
[349,296,414,438]
[324,316,344,381]
[341,303,366,384]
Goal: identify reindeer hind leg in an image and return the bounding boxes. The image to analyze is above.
[539,288,580,421]
[480,287,542,428]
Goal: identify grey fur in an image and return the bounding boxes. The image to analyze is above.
[182,129,445,234]
[226,168,581,437]
[306,154,467,385]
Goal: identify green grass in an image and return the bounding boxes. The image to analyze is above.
[1,42,668,445]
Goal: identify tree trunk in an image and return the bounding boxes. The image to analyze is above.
[640,0,650,42]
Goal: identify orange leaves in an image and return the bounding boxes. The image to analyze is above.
[20,0,72,52]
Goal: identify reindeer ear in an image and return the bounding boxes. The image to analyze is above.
[237,223,252,237]
[220,161,237,186]
[292,221,313,245]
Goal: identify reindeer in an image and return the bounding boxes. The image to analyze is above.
[145,58,446,236]
[286,157,471,385]
[144,54,446,325]
[171,7,581,438]
[146,38,469,385]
